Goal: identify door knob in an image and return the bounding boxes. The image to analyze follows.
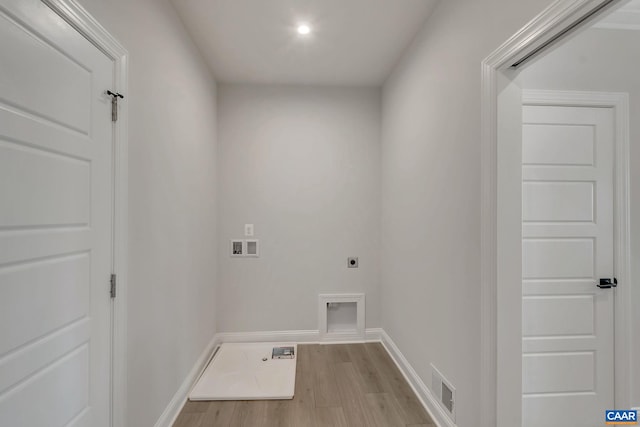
[597,278,617,289]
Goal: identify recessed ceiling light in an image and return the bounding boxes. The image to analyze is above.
[297,23,311,35]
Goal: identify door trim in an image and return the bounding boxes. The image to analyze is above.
[521,89,630,413]
[41,1,129,426]
[480,1,630,425]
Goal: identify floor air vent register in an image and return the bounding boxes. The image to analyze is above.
[431,363,456,422]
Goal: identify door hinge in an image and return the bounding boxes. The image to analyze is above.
[110,273,117,298]
[107,90,124,122]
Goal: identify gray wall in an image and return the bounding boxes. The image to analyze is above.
[380,0,555,426]
[75,1,219,426]
[520,27,640,407]
[217,85,381,332]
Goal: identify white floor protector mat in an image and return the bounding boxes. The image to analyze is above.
[189,343,297,401]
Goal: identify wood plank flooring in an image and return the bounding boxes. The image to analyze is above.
[172,343,435,427]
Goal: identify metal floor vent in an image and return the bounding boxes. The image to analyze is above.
[431,363,456,422]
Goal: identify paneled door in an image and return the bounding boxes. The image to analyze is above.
[522,104,615,427]
[0,0,114,426]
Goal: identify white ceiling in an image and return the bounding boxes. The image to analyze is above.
[171,0,438,86]
[594,0,640,30]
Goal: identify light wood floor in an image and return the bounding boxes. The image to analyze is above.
[172,343,436,427]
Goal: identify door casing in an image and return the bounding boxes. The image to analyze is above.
[480,1,632,426]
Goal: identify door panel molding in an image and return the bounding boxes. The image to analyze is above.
[522,90,631,413]
[522,101,615,425]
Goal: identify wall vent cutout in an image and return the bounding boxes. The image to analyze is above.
[431,363,456,422]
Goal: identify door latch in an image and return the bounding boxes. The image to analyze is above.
[597,278,617,289]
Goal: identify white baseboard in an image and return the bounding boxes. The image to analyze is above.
[380,330,456,427]
[153,334,221,427]
[216,329,321,343]
[365,327,383,342]
[216,328,383,344]
[320,330,364,343]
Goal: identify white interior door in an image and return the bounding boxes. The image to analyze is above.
[521,103,615,427]
[0,1,114,426]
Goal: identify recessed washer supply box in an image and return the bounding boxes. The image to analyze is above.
[318,293,365,342]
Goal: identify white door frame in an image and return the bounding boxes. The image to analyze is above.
[41,1,129,426]
[480,1,631,426]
